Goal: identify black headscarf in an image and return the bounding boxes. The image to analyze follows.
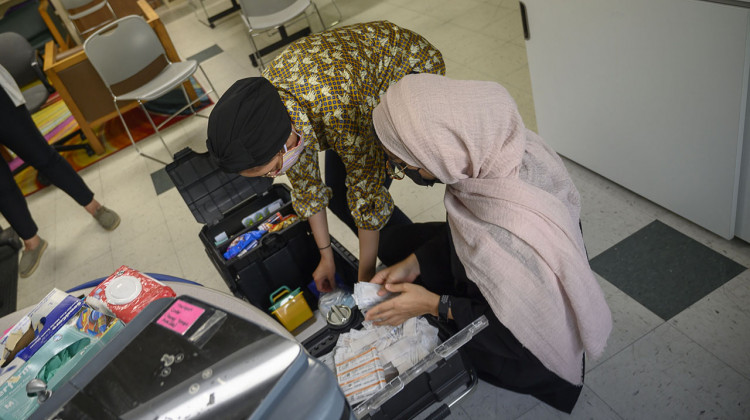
[206,77,290,173]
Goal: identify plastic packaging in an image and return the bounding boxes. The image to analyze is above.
[257,212,282,231]
[223,230,265,260]
[267,214,298,232]
[0,291,83,384]
[353,282,393,312]
[223,212,294,261]
[86,266,176,324]
[318,288,356,315]
[1,289,78,365]
[335,345,386,405]
[241,199,284,228]
[213,232,229,246]
[0,315,123,420]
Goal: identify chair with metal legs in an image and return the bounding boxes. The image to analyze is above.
[83,15,217,165]
[238,0,334,71]
[318,0,342,28]
[58,0,118,39]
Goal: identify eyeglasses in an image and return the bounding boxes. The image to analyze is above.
[262,150,284,178]
[387,158,406,180]
[263,130,299,178]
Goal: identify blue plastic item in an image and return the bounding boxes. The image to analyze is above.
[223,229,266,260]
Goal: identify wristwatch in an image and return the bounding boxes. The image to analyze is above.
[438,295,451,323]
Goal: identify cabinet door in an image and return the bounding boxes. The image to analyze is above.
[523,0,750,239]
[737,94,750,241]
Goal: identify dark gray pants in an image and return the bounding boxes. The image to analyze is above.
[0,88,93,239]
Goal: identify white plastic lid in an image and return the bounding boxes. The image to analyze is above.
[105,275,142,305]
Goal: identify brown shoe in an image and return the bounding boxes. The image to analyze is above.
[94,206,120,231]
[19,238,48,278]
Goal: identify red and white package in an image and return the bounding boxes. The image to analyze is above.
[86,266,176,323]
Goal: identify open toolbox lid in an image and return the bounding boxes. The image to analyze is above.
[165,147,273,226]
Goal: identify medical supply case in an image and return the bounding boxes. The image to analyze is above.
[165,148,358,313]
[165,147,482,419]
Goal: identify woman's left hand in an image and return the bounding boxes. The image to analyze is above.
[364,283,440,326]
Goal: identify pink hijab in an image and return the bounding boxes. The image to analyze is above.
[372,74,611,385]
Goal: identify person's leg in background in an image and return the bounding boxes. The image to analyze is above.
[0,87,120,277]
[0,155,47,277]
[324,149,412,234]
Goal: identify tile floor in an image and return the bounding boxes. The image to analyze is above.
[4,0,750,418]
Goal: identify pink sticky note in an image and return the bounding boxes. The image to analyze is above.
[156,300,205,335]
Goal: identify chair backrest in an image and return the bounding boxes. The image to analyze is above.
[238,0,310,30]
[0,32,38,87]
[57,0,117,38]
[83,15,165,87]
[0,0,52,50]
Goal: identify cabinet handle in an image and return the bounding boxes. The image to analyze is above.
[520,1,530,40]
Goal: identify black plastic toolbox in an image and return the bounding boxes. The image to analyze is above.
[166,147,481,419]
[165,147,357,313]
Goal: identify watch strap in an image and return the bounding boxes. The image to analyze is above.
[438,295,451,322]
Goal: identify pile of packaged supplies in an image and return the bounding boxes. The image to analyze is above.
[317,282,442,406]
[215,198,299,262]
[0,266,175,419]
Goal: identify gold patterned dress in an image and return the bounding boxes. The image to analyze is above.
[263,21,445,230]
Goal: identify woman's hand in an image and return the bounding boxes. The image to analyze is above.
[312,250,336,292]
[364,283,439,326]
[370,254,421,295]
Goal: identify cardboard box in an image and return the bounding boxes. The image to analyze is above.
[0,290,83,384]
[0,311,123,419]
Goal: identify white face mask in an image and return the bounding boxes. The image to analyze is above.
[274,127,305,176]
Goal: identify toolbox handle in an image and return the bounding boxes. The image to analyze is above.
[270,286,292,304]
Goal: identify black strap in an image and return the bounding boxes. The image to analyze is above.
[438,295,451,323]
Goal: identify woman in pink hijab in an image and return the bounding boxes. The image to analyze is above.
[366,74,612,413]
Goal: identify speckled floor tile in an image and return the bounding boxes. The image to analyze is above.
[589,274,663,370]
[516,386,620,420]
[670,270,750,379]
[586,323,750,420]
[453,380,539,419]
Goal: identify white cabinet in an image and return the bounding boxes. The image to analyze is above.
[523,0,750,240]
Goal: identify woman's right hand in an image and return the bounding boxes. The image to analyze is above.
[370,254,421,295]
[313,251,336,292]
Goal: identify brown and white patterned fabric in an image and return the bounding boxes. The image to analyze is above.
[263,21,445,230]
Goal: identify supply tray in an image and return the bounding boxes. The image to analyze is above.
[304,309,486,420]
